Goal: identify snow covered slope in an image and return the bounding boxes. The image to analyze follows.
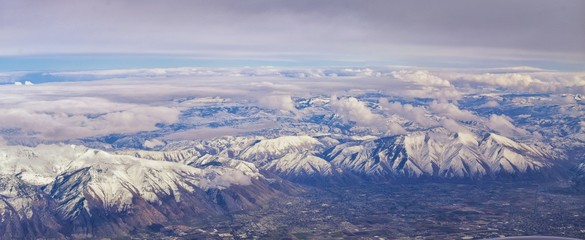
[119,131,555,181]
[120,136,332,180]
[0,144,279,239]
[265,152,337,177]
[326,130,552,178]
[239,136,324,163]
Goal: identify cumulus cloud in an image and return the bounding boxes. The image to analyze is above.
[429,70,585,98]
[446,72,585,94]
[429,101,480,121]
[470,73,544,88]
[387,70,462,101]
[486,114,529,137]
[211,169,252,187]
[440,118,470,133]
[257,95,298,114]
[391,70,452,87]
[379,98,476,134]
[479,100,500,108]
[330,96,383,126]
[393,85,463,102]
[330,96,405,134]
[378,98,438,128]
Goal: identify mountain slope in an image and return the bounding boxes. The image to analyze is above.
[325,130,551,178]
[0,144,282,239]
[239,136,324,163]
[265,152,337,178]
[122,131,555,181]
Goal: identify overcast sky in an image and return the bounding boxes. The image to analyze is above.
[1,0,584,70]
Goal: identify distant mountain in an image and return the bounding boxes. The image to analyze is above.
[239,136,324,164]
[119,129,555,182]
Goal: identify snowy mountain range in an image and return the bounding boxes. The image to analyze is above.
[0,144,285,238]
[119,129,554,181]
[0,126,562,238]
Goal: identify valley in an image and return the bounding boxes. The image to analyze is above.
[136,180,585,239]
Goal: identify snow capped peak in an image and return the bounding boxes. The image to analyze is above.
[239,135,323,162]
[265,152,335,177]
[484,133,521,148]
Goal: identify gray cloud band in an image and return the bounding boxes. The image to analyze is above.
[0,0,583,63]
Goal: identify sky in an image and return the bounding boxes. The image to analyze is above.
[1,0,585,71]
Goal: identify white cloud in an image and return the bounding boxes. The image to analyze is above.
[486,114,529,137]
[387,70,462,101]
[429,101,480,121]
[330,96,405,134]
[440,118,470,133]
[0,97,180,141]
[330,96,382,126]
[379,98,438,128]
[211,169,252,187]
[446,71,585,94]
[472,73,544,88]
[395,86,463,102]
[391,70,452,87]
[379,98,477,134]
[257,95,298,114]
[479,100,500,108]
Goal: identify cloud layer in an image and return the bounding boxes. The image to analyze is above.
[0,97,179,140]
[1,66,581,143]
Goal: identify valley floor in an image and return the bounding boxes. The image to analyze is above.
[135,180,585,239]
